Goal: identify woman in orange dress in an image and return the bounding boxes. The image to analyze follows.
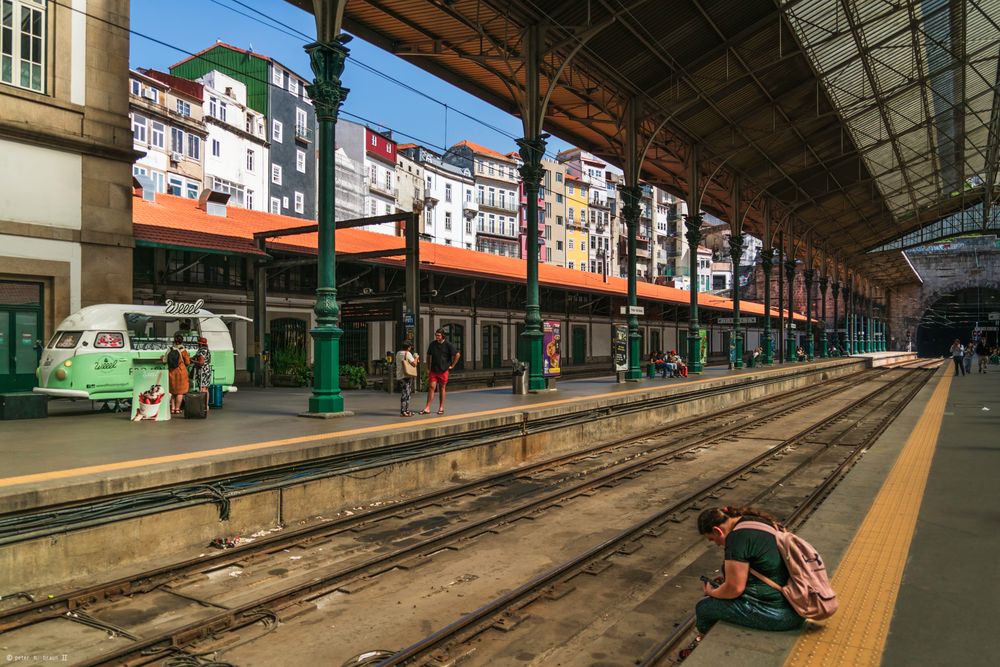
[162,334,191,414]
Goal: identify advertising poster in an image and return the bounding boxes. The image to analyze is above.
[543,321,562,377]
[130,367,170,422]
[613,325,628,372]
[699,329,708,368]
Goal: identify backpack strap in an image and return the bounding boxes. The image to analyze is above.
[732,521,783,592]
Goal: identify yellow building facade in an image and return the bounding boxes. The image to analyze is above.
[565,176,590,271]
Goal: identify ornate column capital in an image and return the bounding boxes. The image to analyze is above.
[516,136,547,186]
[305,36,352,123]
[728,233,744,265]
[684,213,703,246]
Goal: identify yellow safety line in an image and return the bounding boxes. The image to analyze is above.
[784,369,953,667]
[1,366,770,488]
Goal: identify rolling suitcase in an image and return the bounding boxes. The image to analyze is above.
[184,391,208,419]
[208,384,224,408]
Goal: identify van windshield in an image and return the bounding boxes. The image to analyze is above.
[52,331,83,349]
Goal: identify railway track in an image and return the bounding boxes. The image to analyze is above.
[0,363,936,665]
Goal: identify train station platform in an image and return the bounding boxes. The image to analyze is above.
[685,359,999,666]
[2,353,923,593]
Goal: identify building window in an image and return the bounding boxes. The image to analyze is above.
[289,77,298,96]
[150,121,165,149]
[171,128,184,153]
[131,114,147,143]
[211,139,221,157]
[568,183,574,194]
[272,67,283,86]
[218,100,227,122]
[272,164,282,185]
[272,119,283,143]
[130,79,141,96]
[208,96,217,118]
[270,197,281,214]
[295,107,307,137]
[444,211,452,231]
[187,135,200,160]
[545,225,551,239]
[0,0,46,92]
[370,133,377,147]
[167,175,183,196]
[568,239,574,250]
[246,189,254,210]
[556,193,563,203]
[384,171,392,190]
[246,148,255,172]
[294,191,304,214]
[581,241,586,252]
[557,240,563,250]
[176,99,191,117]
[444,183,452,202]
[465,219,472,234]
[568,261,574,269]
[296,149,306,173]
[186,182,198,199]
[370,199,377,215]
[556,172,563,182]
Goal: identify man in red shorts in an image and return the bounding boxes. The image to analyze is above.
[420,328,461,415]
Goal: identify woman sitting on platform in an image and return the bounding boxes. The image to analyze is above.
[683,506,804,658]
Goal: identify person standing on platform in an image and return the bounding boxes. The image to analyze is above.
[192,337,213,411]
[395,341,419,416]
[162,334,191,414]
[976,338,988,373]
[949,339,965,376]
[420,329,460,415]
[964,341,975,375]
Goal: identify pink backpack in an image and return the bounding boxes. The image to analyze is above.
[734,521,839,620]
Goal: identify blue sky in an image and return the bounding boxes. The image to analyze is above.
[129,0,571,158]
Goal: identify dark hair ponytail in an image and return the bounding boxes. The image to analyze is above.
[696,505,781,534]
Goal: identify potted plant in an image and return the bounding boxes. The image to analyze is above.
[339,363,368,390]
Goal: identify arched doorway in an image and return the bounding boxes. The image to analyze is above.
[481,324,502,369]
[440,322,465,371]
[916,286,1000,356]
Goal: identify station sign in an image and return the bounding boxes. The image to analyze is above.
[619,305,645,316]
[717,317,758,324]
[979,325,999,332]
[989,312,1000,321]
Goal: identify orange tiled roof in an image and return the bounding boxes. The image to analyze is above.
[132,192,809,322]
[452,139,514,162]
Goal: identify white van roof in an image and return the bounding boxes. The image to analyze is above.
[56,303,231,331]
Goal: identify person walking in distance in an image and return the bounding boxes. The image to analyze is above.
[976,337,988,373]
[949,338,965,376]
[964,341,975,375]
[395,341,419,417]
[420,329,460,415]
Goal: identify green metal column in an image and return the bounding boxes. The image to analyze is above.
[804,269,814,360]
[517,136,547,391]
[819,276,828,357]
[685,213,704,373]
[761,249,774,364]
[621,184,642,379]
[785,259,796,361]
[730,233,744,368]
[304,35,351,416]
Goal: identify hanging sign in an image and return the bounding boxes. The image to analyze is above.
[718,317,758,324]
[164,298,205,315]
[619,305,645,315]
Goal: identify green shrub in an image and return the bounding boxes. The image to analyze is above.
[340,363,368,389]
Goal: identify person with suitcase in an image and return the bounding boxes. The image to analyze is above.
[187,337,213,418]
[161,334,191,415]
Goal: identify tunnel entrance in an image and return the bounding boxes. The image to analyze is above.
[916,287,1000,357]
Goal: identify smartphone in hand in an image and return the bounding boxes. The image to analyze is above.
[700,575,720,588]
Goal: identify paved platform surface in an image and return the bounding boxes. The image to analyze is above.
[686,359,999,666]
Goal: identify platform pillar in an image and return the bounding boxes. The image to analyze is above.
[517,135,547,391]
[804,269,814,361]
[831,281,840,356]
[730,233,745,368]
[621,183,643,380]
[685,212,704,373]
[761,248,774,364]
[304,35,351,416]
[819,275,828,357]
[785,259,796,362]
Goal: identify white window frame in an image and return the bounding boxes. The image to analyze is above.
[295,107,307,137]
[294,191,304,214]
[271,164,282,185]
[211,139,221,157]
[296,149,306,173]
[272,67,283,86]
[270,197,281,214]
[246,148,255,173]
[289,77,298,96]
[171,127,184,153]
[150,121,165,149]
[130,79,141,97]
[167,175,184,196]
[131,114,147,143]
[1,0,46,92]
[176,99,191,117]
[272,119,283,143]
[444,211,452,231]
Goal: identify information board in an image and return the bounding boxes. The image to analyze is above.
[613,325,628,372]
[543,321,561,377]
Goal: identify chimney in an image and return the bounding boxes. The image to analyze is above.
[197,189,230,217]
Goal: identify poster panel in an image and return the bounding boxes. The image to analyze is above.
[543,321,561,377]
[613,325,628,372]
[699,329,708,367]
[130,367,170,422]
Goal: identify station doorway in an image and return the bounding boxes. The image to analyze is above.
[916,287,1000,356]
[0,281,43,393]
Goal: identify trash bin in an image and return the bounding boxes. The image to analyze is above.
[646,363,655,378]
[512,359,528,395]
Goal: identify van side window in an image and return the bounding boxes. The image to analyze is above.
[54,331,83,349]
[95,332,125,348]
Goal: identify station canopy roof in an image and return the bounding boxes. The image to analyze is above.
[288,0,1000,286]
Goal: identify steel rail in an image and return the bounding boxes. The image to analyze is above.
[0,368,873,633]
[30,371,910,666]
[373,368,931,665]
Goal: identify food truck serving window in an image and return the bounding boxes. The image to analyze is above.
[53,331,83,349]
[95,332,125,348]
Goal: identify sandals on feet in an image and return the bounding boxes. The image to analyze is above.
[418,409,431,415]
[401,411,414,417]
[437,409,445,415]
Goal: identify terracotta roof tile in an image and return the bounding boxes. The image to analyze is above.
[139,68,204,100]
[132,192,808,321]
[452,139,514,162]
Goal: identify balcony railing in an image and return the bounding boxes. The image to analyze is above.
[477,195,519,212]
[366,178,397,198]
[294,124,313,143]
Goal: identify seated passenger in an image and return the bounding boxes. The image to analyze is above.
[686,506,804,656]
[796,346,806,362]
[669,350,687,377]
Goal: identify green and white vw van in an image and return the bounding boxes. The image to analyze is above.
[34,302,249,401]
